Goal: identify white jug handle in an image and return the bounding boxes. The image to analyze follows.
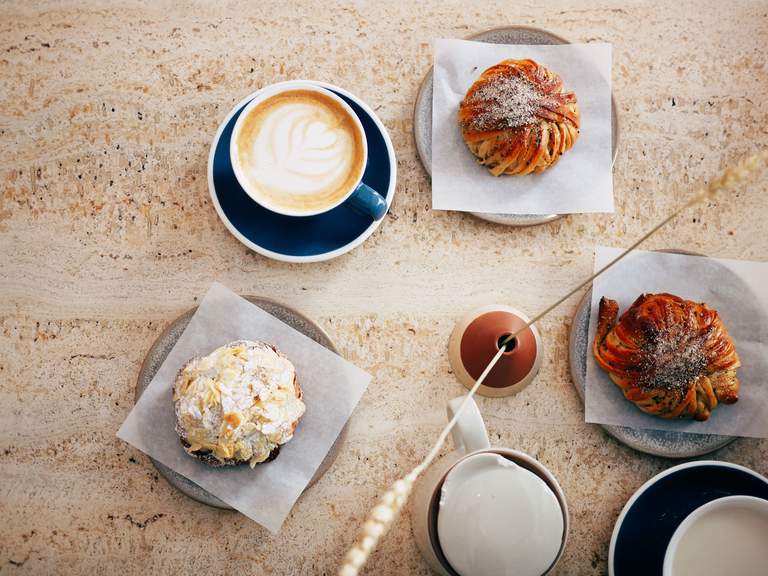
[447,395,490,455]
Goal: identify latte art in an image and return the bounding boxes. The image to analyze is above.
[234,90,365,214]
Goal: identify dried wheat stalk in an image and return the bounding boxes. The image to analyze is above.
[338,150,768,576]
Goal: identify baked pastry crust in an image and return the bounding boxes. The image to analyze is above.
[179,438,280,467]
[593,293,740,421]
[173,340,304,467]
[459,59,580,176]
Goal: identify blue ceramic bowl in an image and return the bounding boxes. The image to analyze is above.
[208,81,396,263]
[609,461,768,576]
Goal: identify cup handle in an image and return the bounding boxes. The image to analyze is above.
[345,182,388,220]
[447,396,490,455]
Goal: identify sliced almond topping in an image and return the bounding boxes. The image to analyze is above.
[223,412,242,429]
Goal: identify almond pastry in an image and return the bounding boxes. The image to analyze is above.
[172,340,305,467]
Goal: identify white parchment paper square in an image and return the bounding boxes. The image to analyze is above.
[585,248,768,437]
[432,39,613,214]
[117,283,371,532]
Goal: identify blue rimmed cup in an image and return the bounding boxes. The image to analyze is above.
[229,81,387,221]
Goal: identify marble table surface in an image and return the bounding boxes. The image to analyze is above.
[2,1,767,574]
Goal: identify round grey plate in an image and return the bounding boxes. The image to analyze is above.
[414,25,620,227]
[135,296,347,509]
[567,252,736,458]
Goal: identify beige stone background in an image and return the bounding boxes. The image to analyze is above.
[1,0,767,574]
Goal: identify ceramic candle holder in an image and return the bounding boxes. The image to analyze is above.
[448,304,542,397]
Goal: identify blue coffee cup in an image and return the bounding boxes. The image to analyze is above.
[229,81,388,221]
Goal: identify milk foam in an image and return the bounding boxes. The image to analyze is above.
[672,504,768,576]
[437,453,564,576]
[235,90,364,213]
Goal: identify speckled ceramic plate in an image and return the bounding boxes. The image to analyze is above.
[414,25,619,227]
[135,296,347,509]
[567,251,737,458]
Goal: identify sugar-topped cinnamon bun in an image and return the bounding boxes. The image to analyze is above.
[593,293,741,421]
[459,59,580,176]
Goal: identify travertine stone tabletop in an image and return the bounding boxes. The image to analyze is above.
[2,1,767,574]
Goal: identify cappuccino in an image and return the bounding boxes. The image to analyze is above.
[670,501,768,576]
[233,89,365,215]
